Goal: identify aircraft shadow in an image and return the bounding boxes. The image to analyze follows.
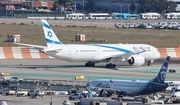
[14,64,135,70]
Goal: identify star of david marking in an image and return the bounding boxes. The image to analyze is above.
[47,31,53,38]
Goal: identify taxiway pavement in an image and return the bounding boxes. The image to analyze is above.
[0,59,179,81]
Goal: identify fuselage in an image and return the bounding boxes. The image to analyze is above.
[45,44,160,62]
[88,79,168,95]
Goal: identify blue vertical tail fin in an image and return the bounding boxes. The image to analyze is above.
[41,19,63,48]
[152,56,171,83]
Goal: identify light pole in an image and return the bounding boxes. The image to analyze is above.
[11,1,13,18]
[48,81,52,105]
[82,0,84,13]
[6,5,7,20]
[135,3,137,14]
[21,0,23,17]
[121,4,122,13]
[110,79,116,97]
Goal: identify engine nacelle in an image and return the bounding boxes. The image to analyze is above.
[127,55,145,66]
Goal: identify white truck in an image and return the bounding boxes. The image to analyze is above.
[0,88,16,95]
[69,93,84,100]
[170,85,180,103]
[16,91,28,97]
[3,76,23,82]
[27,89,44,97]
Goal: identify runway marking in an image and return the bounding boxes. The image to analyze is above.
[21,47,32,58]
[158,48,168,58]
[39,52,50,58]
[175,48,180,57]
[3,47,14,59]
[0,47,180,59]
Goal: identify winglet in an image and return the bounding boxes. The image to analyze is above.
[41,19,63,48]
[152,56,171,83]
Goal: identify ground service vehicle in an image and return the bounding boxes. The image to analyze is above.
[140,12,161,19]
[3,76,23,82]
[27,90,44,97]
[170,85,180,103]
[88,13,111,19]
[69,93,83,100]
[65,13,85,20]
[0,88,16,95]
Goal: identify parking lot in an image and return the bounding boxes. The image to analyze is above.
[115,21,180,30]
[0,94,77,105]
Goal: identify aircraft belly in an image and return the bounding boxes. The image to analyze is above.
[70,53,98,61]
[60,53,99,62]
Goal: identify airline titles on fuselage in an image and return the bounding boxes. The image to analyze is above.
[133,46,151,52]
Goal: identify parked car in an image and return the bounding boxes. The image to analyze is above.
[138,23,153,29]
[167,22,178,29]
[69,93,84,100]
[154,22,168,29]
[0,101,8,105]
[27,90,44,97]
[0,88,16,95]
[16,91,28,97]
[115,23,125,28]
[3,76,23,82]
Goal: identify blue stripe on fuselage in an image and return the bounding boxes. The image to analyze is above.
[42,22,52,29]
[46,38,62,44]
[90,44,132,53]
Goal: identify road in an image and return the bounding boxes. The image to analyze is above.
[0,59,179,81]
[1,18,180,28]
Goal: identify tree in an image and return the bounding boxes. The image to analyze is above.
[139,0,177,13]
[154,0,168,13]
[52,0,60,11]
[139,0,153,12]
[58,0,73,5]
[86,0,94,12]
[167,1,177,12]
[129,3,135,13]
[23,3,30,9]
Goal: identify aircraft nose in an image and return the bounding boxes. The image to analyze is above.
[155,51,161,59]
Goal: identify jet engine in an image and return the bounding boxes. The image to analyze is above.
[127,55,145,66]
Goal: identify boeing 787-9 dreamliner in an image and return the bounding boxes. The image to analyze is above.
[14,20,160,68]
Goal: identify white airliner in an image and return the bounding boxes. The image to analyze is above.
[87,56,170,96]
[14,20,160,68]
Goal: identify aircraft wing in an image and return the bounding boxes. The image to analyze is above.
[101,49,146,61]
[14,42,47,50]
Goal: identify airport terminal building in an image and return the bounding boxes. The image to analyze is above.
[74,0,180,13]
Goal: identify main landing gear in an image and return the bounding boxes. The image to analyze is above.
[85,62,95,67]
[147,60,153,66]
[85,62,116,68]
[106,63,116,68]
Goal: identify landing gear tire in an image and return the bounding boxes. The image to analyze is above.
[85,62,95,67]
[106,63,116,68]
[147,61,152,66]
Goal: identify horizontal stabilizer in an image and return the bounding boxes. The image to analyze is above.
[14,42,47,50]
